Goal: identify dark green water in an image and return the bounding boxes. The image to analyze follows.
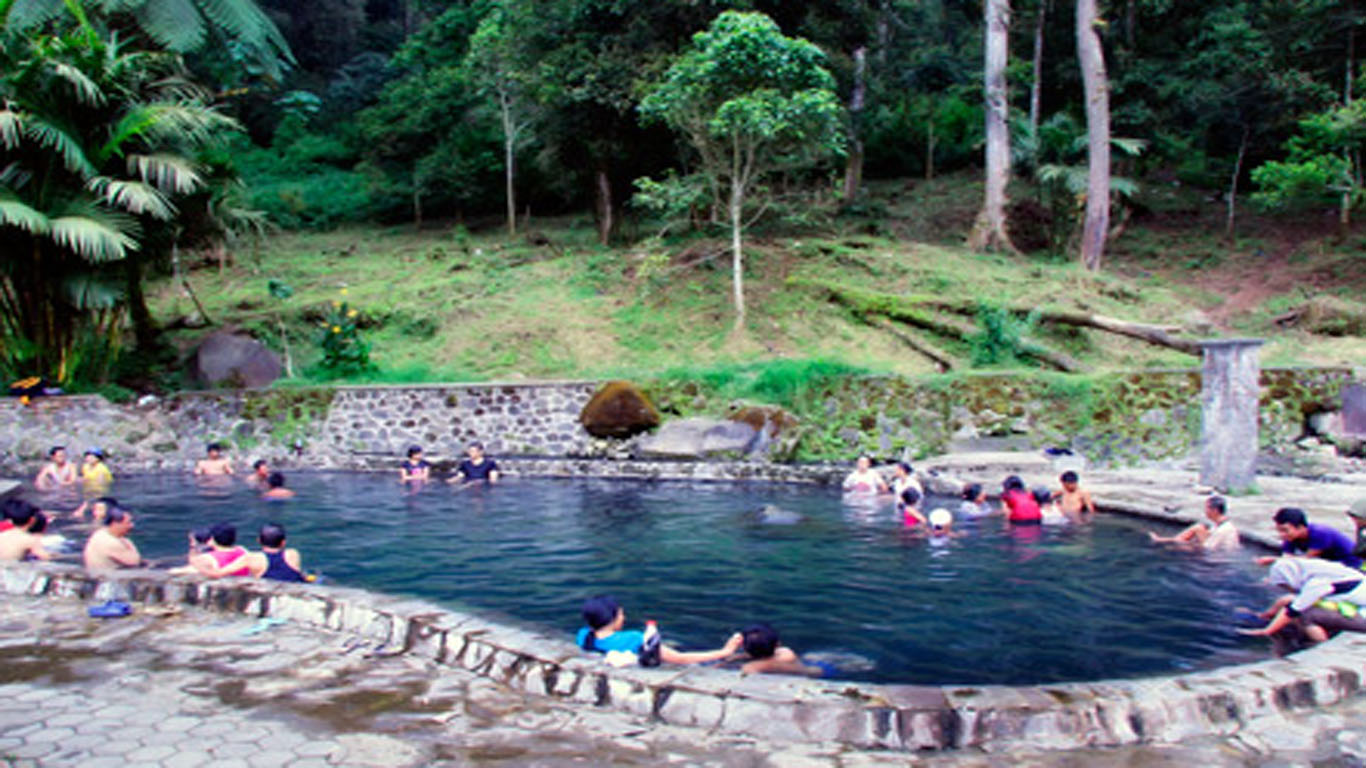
[34,473,1273,685]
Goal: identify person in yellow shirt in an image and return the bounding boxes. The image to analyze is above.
[81,449,113,491]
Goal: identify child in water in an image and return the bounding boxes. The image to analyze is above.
[733,622,828,677]
[398,445,430,483]
[900,487,927,527]
[1000,475,1041,524]
[1054,470,1096,522]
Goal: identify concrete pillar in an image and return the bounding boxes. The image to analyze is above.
[1199,338,1264,492]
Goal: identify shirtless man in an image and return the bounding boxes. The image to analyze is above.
[247,460,270,489]
[1148,495,1240,552]
[261,472,296,500]
[0,502,52,562]
[1054,471,1096,522]
[193,443,234,476]
[83,507,142,571]
[733,623,825,677]
[34,446,78,491]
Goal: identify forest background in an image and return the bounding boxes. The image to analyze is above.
[1,0,1363,400]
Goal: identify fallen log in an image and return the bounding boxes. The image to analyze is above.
[870,315,958,371]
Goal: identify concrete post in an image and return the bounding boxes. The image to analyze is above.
[1199,338,1264,492]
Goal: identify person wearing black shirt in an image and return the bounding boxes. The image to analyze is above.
[399,445,431,483]
[450,441,500,485]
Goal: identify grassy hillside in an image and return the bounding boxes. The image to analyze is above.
[148,174,1366,386]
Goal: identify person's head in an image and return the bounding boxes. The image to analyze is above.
[252,460,268,475]
[741,622,780,659]
[900,487,922,509]
[206,442,223,458]
[191,527,212,546]
[3,499,35,529]
[1031,486,1052,506]
[407,445,423,460]
[1269,557,1309,592]
[855,455,872,471]
[48,446,66,463]
[1205,495,1228,521]
[1002,475,1025,493]
[91,497,118,518]
[1347,498,1366,529]
[961,483,984,503]
[466,441,484,460]
[581,595,624,631]
[894,461,912,479]
[105,506,133,534]
[28,511,47,534]
[1273,507,1309,542]
[209,522,237,547]
[259,523,287,549]
[267,472,286,489]
[84,448,104,465]
[929,508,953,531]
[1060,470,1079,491]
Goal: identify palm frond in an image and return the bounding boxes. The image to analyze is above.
[197,0,292,64]
[48,60,105,105]
[24,116,97,177]
[100,101,237,161]
[1111,137,1149,157]
[0,196,52,235]
[88,175,176,219]
[126,152,202,193]
[0,107,21,149]
[48,213,137,262]
[3,0,64,30]
[132,0,206,52]
[61,272,123,310]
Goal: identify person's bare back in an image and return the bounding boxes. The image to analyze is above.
[83,515,141,571]
[0,528,43,562]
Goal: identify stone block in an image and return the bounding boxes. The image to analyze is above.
[654,687,726,729]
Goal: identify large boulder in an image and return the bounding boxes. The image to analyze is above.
[193,331,282,389]
[636,418,759,459]
[728,404,800,459]
[580,381,660,438]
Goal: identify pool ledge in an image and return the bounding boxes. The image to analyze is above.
[2,561,1361,753]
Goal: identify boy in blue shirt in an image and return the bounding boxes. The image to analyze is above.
[576,595,741,664]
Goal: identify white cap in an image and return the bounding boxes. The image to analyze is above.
[929,508,953,528]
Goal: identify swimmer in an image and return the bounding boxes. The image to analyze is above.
[1035,486,1067,524]
[891,462,922,500]
[247,460,270,489]
[958,483,992,518]
[399,445,431,483]
[842,456,888,495]
[261,472,296,500]
[900,487,927,527]
[1054,470,1096,522]
[72,496,118,522]
[187,523,250,579]
[1240,557,1366,647]
[34,446,78,491]
[576,595,741,665]
[733,623,825,677]
[80,449,113,491]
[242,523,306,583]
[82,507,142,571]
[1255,507,1361,568]
[1000,475,1041,524]
[449,441,500,485]
[1148,495,1240,552]
[0,502,52,562]
[168,528,215,575]
[193,443,234,476]
[928,507,956,536]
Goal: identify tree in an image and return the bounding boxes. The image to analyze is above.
[968,0,1017,252]
[1075,0,1110,271]
[466,5,536,236]
[639,11,844,331]
[1252,99,1366,230]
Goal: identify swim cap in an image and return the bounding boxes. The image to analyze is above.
[929,508,952,528]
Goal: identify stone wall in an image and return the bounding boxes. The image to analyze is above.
[0,368,1357,476]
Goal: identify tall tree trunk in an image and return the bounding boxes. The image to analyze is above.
[729,178,746,331]
[1225,125,1250,242]
[1077,0,1111,272]
[843,47,868,204]
[1029,0,1046,140]
[926,119,936,180]
[594,167,614,245]
[500,90,517,236]
[969,0,1017,252]
[124,253,157,353]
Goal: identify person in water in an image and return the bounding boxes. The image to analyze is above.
[187,523,251,579]
[928,507,956,536]
[0,502,52,562]
[34,446,78,491]
[261,472,296,500]
[242,523,306,583]
[842,456,888,494]
[72,495,118,522]
[450,441,499,485]
[1034,486,1067,524]
[1148,495,1240,552]
[576,595,741,664]
[1347,499,1366,561]
[1241,556,1366,646]
[399,445,431,483]
[247,460,271,489]
[193,443,234,476]
[1000,475,1041,524]
[733,622,825,676]
[80,449,113,490]
[1256,507,1362,569]
[891,462,922,499]
[959,483,991,518]
[900,487,927,527]
[82,507,142,571]
[1054,471,1096,522]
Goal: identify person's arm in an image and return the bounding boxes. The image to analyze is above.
[905,507,928,526]
[106,540,143,568]
[1082,490,1096,516]
[190,550,249,578]
[193,462,205,476]
[488,468,500,484]
[1240,606,1294,637]
[285,548,303,572]
[876,476,890,494]
[1257,594,1294,620]
[34,467,52,488]
[25,534,52,561]
[223,462,234,475]
[842,473,857,490]
[660,633,743,665]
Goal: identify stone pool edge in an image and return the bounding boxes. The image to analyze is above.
[1,547,1361,754]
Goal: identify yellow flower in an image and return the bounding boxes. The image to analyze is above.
[340,288,349,296]
[331,325,341,333]
[331,300,341,309]
[347,309,358,318]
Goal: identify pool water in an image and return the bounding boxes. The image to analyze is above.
[34,473,1273,685]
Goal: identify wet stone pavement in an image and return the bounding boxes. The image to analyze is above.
[2,595,1366,767]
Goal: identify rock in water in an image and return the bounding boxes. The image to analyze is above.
[193,331,282,389]
[579,381,661,439]
[636,418,759,458]
[755,504,802,525]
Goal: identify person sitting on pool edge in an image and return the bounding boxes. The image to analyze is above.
[449,441,499,485]
[261,472,296,500]
[842,456,888,495]
[1240,556,1366,650]
[186,523,251,579]
[1255,507,1362,569]
[577,595,741,664]
[399,445,430,483]
[82,506,142,571]
[193,443,234,476]
[733,622,827,677]
[242,523,307,583]
[1147,495,1240,553]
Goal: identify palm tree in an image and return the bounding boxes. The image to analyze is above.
[0,25,239,382]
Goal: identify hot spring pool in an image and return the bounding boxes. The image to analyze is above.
[35,473,1273,685]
